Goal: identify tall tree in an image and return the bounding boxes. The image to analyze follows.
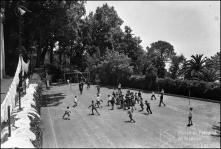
[149,40,175,61]
[147,40,175,78]
[169,54,186,79]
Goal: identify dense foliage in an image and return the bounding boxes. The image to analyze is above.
[90,50,133,85]
[121,76,221,101]
[2,1,220,99]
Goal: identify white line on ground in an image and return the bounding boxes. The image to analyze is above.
[47,107,59,148]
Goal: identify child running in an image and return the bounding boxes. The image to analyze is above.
[88,100,100,115]
[73,96,78,107]
[62,106,71,120]
[128,108,136,123]
[96,94,103,108]
[145,100,152,114]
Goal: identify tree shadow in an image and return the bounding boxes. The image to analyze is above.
[87,113,94,116]
[41,93,66,107]
[210,123,220,137]
[124,120,135,123]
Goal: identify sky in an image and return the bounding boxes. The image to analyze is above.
[85,1,220,60]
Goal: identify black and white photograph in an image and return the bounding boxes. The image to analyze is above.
[0,0,220,148]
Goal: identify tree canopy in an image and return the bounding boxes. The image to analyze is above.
[3,1,219,84]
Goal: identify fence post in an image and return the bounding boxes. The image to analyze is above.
[18,72,22,110]
[19,89,21,110]
[24,78,26,94]
[8,106,11,137]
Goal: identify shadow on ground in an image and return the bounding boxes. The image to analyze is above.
[211,123,221,137]
[41,93,66,107]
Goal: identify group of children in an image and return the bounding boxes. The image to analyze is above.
[63,82,193,127]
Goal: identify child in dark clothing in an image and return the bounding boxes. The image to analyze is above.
[107,95,112,106]
[97,85,100,94]
[62,106,71,120]
[88,100,100,115]
[187,107,193,126]
[110,96,115,110]
[145,100,152,114]
[159,93,166,107]
[138,90,142,99]
[139,98,144,111]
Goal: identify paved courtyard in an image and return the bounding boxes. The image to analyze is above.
[40,83,220,148]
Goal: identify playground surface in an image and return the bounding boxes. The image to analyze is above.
[40,83,220,148]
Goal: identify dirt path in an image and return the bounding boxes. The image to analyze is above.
[40,84,220,148]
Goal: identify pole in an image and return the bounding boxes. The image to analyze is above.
[188,89,190,106]
[0,6,5,79]
[8,106,11,137]
[18,71,22,110]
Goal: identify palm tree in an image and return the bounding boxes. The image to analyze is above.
[181,54,207,80]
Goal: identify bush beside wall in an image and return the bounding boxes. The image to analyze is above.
[118,75,220,101]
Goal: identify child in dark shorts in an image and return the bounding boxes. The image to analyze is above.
[63,106,71,120]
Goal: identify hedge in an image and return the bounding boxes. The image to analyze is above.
[120,76,220,101]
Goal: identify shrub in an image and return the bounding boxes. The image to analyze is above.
[121,75,220,101]
[95,50,133,85]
